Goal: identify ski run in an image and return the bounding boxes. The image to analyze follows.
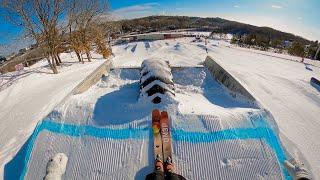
[0,33,319,179]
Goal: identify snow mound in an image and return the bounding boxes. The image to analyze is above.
[139,59,175,104]
[140,59,173,87]
[140,80,175,96]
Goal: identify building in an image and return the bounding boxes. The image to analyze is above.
[121,33,184,42]
[283,40,293,48]
[0,56,6,64]
[18,48,27,54]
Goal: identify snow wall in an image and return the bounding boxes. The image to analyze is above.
[72,61,112,95]
[204,56,314,179]
[204,56,257,104]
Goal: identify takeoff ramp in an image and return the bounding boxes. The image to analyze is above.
[6,67,289,180]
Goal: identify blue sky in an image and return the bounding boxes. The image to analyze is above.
[1,0,320,55]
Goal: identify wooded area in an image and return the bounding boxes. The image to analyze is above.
[119,16,319,60]
[1,0,112,74]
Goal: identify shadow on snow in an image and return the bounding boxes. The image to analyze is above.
[4,136,33,180]
[92,82,152,126]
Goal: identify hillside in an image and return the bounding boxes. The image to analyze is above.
[117,16,312,45]
[2,34,319,179]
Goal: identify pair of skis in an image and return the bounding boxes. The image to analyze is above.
[152,109,174,173]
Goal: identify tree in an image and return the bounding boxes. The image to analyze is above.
[91,24,112,58]
[1,0,67,74]
[67,0,110,63]
[270,39,282,49]
[288,42,305,57]
[315,45,320,60]
[230,36,238,44]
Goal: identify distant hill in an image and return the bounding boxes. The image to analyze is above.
[117,16,312,45]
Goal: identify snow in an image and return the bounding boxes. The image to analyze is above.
[21,67,286,179]
[207,40,320,178]
[139,59,175,104]
[1,33,319,179]
[140,59,173,87]
[0,52,106,178]
[111,37,320,178]
[140,80,175,99]
[112,39,206,67]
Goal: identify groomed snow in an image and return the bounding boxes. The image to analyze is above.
[0,52,106,178]
[208,41,320,178]
[112,37,320,178]
[21,67,286,179]
[1,33,319,179]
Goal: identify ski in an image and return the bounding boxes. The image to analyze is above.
[160,111,173,171]
[152,109,164,165]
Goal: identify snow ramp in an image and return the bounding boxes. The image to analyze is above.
[5,67,291,180]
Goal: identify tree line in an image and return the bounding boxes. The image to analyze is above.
[119,16,319,60]
[230,34,319,60]
[1,0,112,74]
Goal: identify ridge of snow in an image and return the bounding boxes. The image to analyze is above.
[0,52,106,178]
[140,70,173,86]
[140,79,175,96]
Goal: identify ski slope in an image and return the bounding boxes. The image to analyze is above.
[0,52,106,178]
[113,38,320,178]
[112,39,206,67]
[209,41,320,178]
[17,68,287,179]
[1,35,319,179]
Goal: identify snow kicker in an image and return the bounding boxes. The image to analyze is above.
[139,59,175,104]
[9,67,291,180]
[204,56,257,105]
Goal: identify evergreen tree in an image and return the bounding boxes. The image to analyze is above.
[288,42,305,57]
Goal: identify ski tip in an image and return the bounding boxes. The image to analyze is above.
[152,109,161,133]
[152,109,161,117]
[160,111,169,120]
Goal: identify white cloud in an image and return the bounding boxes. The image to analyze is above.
[113,3,159,14]
[112,3,159,19]
[271,5,283,9]
[234,5,240,8]
[220,14,320,40]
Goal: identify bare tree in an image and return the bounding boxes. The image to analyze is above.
[67,0,110,63]
[91,23,112,59]
[1,0,69,74]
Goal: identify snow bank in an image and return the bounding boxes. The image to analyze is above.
[208,40,320,178]
[0,52,106,178]
[204,56,257,104]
